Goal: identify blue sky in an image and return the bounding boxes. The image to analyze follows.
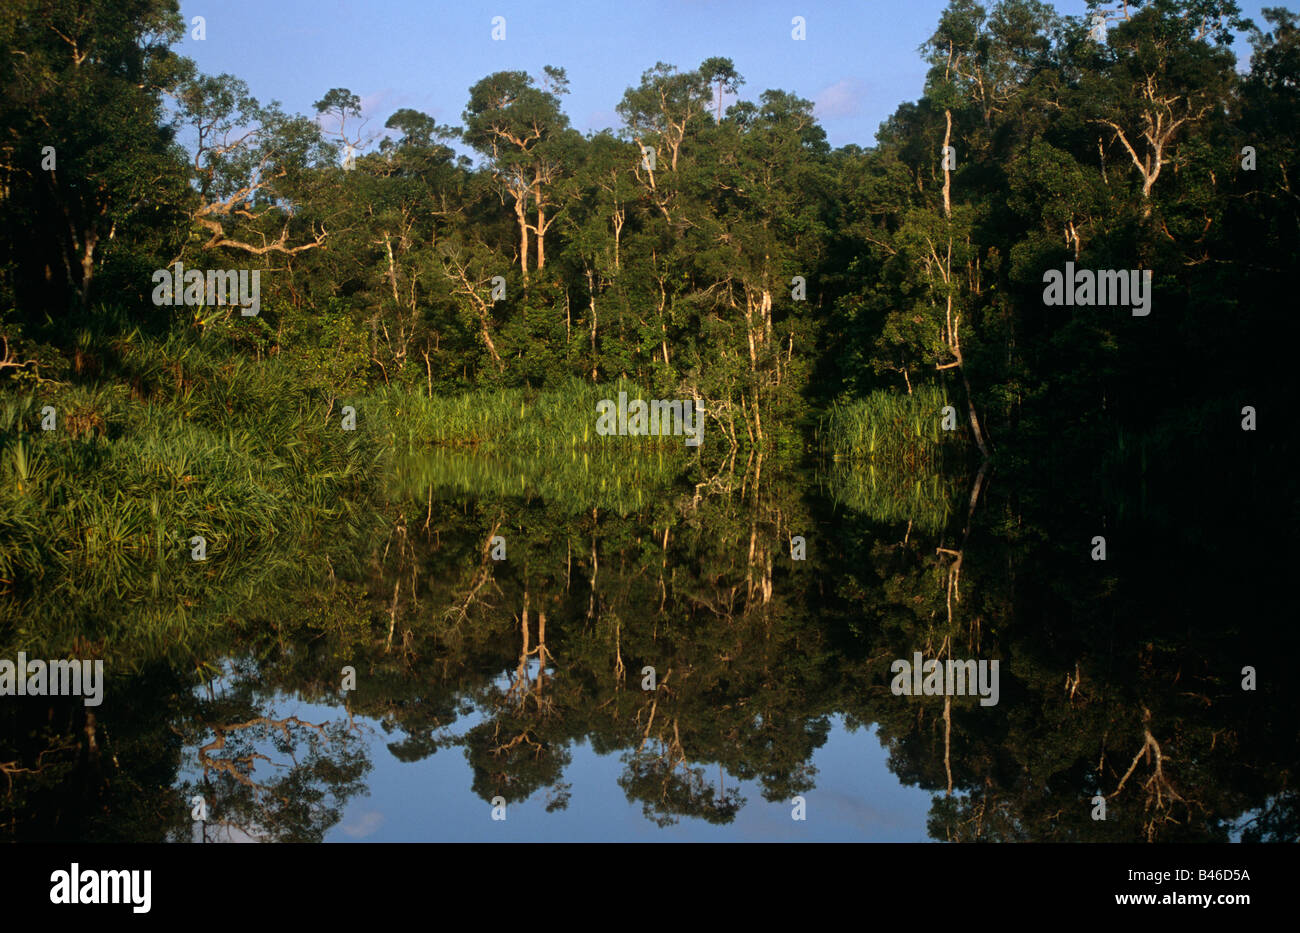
[175,0,1280,154]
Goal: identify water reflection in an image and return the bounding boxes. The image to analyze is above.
[2,443,1294,842]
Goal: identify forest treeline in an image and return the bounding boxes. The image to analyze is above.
[2,0,1296,459]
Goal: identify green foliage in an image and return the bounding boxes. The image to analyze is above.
[364,377,690,452]
[0,335,383,655]
[820,386,957,468]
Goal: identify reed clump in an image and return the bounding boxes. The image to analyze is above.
[368,377,690,453]
[818,386,958,470]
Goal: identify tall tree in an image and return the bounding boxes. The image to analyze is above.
[462,69,573,280]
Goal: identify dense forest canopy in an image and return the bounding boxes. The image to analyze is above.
[1,0,1294,455]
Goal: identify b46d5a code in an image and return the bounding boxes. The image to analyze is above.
[1198,870,1251,882]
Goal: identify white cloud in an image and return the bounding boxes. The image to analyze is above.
[814,78,868,121]
[340,809,385,838]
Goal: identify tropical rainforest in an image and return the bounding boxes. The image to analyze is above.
[0,0,1296,842]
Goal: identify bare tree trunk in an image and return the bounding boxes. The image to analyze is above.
[480,318,502,370]
[514,194,529,279]
[942,109,953,219]
[586,267,598,381]
[937,110,990,459]
[944,694,953,795]
[383,231,400,305]
[958,358,989,459]
[78,231,98,312]
[535,203,546,269]
[613,208,623,270]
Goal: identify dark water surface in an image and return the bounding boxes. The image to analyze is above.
[3,443,1295,842]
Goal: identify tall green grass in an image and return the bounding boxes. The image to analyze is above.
[366,377,700,453]
[819,386,959,470]
[0,337,386,659]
